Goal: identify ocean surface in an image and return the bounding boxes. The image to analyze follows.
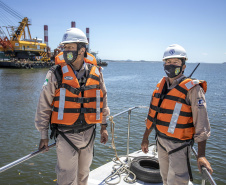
[0,61,225,185]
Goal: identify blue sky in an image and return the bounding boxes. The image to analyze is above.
[1,0,226,63]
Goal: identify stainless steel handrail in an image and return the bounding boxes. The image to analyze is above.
[108,106,149,159]
[0,143,56,173]
[192,147,217,185]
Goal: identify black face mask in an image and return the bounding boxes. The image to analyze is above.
[63,51,78,64]
[164,64,183,78]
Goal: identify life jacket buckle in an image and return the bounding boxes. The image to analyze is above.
[83,98,89,103]
[77,97,84,103]
[156,107,162,113]
[81,108,86,113]
[153,117,157,124]
[160,94,165,99]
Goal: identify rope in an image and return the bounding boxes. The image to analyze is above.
[109,116,119,160]
[105,116,136,184]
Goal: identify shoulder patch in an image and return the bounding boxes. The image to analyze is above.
[43,78,48,87]
[197,98,205,107]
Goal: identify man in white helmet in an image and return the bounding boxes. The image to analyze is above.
[141,44,213,184]
[35,28,110,185]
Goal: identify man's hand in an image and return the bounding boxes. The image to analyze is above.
[197,157,213,174]
[141,139,149,154]
[38,139,49,152]
[100,126,108,144]
[197,140,213,174]
[141,127,152,154]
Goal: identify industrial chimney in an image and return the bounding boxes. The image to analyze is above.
[86,28,89,52]
[44,25,48,46]
[71,21,76,28]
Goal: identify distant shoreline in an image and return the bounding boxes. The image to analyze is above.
[102,60,225,64]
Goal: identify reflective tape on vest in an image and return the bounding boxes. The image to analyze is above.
[62,65,69,74]
[86,55,94,61]
[185,81,195,90]
[95,67,100,76]
[167,102,182,134]
[58,88,66,120]
[59,54,64,61]
[96,90,101,120]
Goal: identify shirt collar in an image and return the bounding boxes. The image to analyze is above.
[165,74,186,89]
[69,61,86,79]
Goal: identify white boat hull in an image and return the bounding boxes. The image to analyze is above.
[88,145,193,185]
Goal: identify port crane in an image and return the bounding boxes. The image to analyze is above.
[0,0,50,61]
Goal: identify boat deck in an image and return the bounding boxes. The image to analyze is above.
[88,145,193,185]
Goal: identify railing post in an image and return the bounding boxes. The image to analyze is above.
[126,109,132,160]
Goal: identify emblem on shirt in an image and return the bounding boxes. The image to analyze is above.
[43,79,48,87]
[64,76,73,80]
[197,98,204,107]
[67,52,73,61]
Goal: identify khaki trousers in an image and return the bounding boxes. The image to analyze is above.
[157,136,191,185]
[55,127,95,185]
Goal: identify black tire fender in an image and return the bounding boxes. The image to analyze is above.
[130,156,162,183]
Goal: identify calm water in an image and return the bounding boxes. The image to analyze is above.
[0,62,225,184]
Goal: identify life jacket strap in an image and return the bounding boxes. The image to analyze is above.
[150,104,192,117]
[57,130,79,152]
[154,93,187,105]
[81,84,100,91]
[88,74,100,82]
[61,84,80,95]
[53,96,103,103]
[156,119,194,129]
[174,85,188,96]
[55,125,96,153]
[53,107,103,114]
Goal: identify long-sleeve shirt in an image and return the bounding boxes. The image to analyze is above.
[35,63,110,139]
[165,75,210,143]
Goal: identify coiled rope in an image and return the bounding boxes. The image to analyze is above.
[104,116,136,185]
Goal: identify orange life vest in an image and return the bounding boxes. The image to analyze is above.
[146,77,207,141]
[51,63,103,125]
[55,52,97,66]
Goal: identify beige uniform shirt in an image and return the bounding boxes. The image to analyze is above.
[35,63,110,139]
[165,75,210,143]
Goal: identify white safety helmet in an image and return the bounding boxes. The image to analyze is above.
[163,44,188,61]
[61,28,88,44]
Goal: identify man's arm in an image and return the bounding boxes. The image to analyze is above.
[35,70,57,150]
[99,71,110,144]
[187,85,213,174]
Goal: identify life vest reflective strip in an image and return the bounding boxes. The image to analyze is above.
[51,63,103,125]
[146,77,207,141]
[55,52,97,66]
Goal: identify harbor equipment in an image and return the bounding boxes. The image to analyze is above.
[0,0,50,61]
